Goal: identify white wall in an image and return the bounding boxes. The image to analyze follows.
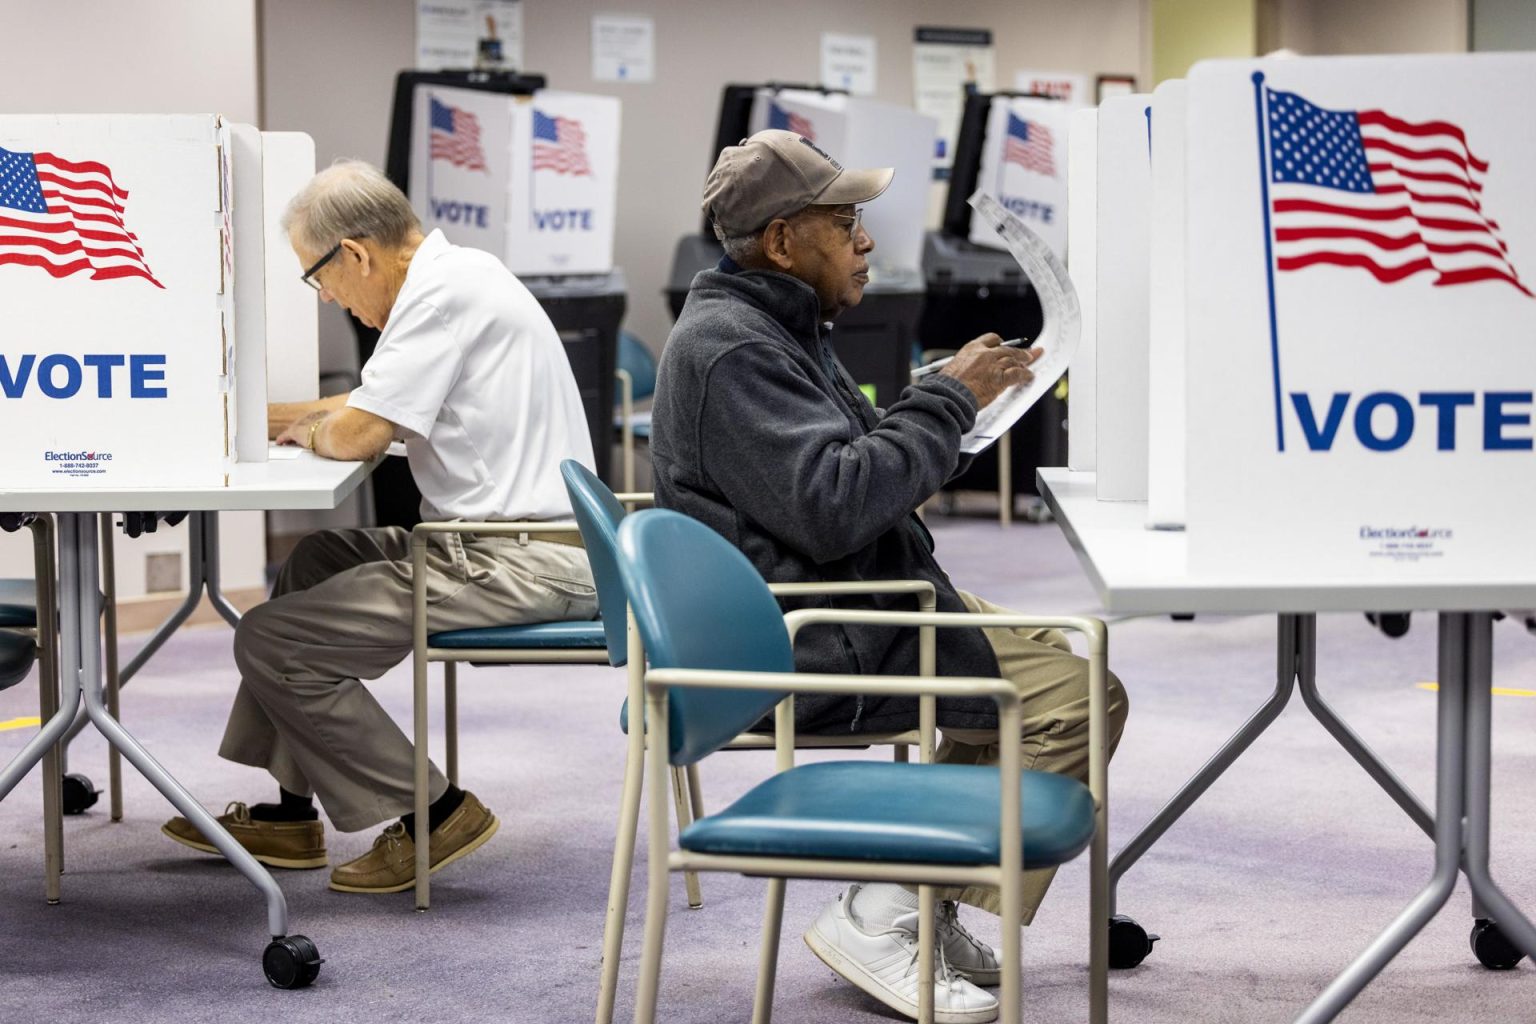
[260,0,1146,366]
[0,0,267,597]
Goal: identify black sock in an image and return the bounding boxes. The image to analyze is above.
[400,784,465,841]
[248,788,318,822]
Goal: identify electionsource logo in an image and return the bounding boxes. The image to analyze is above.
[1359,525,1452,540]
[45,450,112,461]
[1358,523,1453,563]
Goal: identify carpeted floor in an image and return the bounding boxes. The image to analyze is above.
[1,510,1533,1023]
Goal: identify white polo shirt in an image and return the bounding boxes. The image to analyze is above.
[348,230,595,522]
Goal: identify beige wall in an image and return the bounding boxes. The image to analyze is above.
[1152,0,1258,83]
[1277,0,1467,55]
[260,0,1145,364]
[0,0,267,598]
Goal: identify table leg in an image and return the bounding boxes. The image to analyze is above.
[1295,613,1434,837]
[65,513,292,939]
[1293,612,1470,1023]
[1460,613,1536,961]
[1109,613,1300,914]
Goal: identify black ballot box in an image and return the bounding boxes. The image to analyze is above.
[666,235,924,412]
[919,230,1066,505]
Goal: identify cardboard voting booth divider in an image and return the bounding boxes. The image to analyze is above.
[970,96,1072,260]
[260,132,319,405]
[0,115,318,490]
[1067,107,1098,472]
[1094,94,1153,502]
[1146,80,1188,529]
[1184,54,1536,578]
[0,115,234,489]
[408,84,621,276]
[747,89,936,276]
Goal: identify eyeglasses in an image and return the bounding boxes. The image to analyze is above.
[299,242,344,292]
[827,207,865,243]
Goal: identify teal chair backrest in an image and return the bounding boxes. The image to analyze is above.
[560,459,631,665]
[616,332,658,403]
[615,509,793,766]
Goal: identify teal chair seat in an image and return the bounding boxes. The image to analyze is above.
[679,760,1094,868]
[0,579,38,628]
[428,620,607,650]
[0,627,37,691]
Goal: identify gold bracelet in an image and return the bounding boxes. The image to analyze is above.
[305,420,322,451]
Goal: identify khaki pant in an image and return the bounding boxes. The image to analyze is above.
[218,526,597,833]
[931,591,1129,924]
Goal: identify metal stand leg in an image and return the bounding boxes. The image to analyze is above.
[1109,614,1300,913]
[1461,613,1536,961]
[100,517,123,821]
[31,516,64,902]
[1295,614,1434,838]
[1294,613,1470,1022]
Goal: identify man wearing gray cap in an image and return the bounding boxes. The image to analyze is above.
[649,130,1129,1023]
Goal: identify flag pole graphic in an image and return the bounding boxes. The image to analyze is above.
[1252,70,1286,452]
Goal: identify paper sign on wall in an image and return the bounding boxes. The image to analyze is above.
[592,15,654,83]
[913,26,994,170]
[970,96,1071,258]
[1185,54,1536,577]
[416,1,524,71]
[822,34,876,96]
[1014,69,1092,108]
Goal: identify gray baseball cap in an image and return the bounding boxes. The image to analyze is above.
[702,129,893,236]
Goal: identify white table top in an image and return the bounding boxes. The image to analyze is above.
[1038,468,1536,615]
[0,452,372,513]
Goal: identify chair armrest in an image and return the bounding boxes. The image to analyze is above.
[767,579,935,606]
[613,492,654,506]
[644,667,1017,706]
[410,520,582,541]
[783,608,1104,653]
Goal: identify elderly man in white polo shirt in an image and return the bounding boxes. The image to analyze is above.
[161,159,598,894]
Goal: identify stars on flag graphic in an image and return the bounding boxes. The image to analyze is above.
[532,110,592,176]
[0,146,162,287]
[430,98,488,172]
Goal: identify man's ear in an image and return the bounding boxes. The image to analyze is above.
[760,219,795,271]
[342,238,372,277]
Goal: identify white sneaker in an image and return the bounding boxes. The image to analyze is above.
[804,886,1000,1024]
[938,900,1003,987]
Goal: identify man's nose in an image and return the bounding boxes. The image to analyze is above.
[856,226,875,254]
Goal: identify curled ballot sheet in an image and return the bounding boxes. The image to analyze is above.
[934,192,1081,455]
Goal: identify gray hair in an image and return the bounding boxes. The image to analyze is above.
[712,220,765,265]
[281,159,420,253]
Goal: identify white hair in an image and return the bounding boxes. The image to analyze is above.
[281,159,420,253]
[712,220,765,265]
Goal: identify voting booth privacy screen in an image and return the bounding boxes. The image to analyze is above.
[970,96,1072,260]
[409,85,621,276]
[1184,55,1536,578]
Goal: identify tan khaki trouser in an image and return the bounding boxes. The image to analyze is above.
[218,526,597,833]
[930,591,1129,924]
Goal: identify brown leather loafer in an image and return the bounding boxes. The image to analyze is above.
[161,802,327,869]
[329,791,499,894]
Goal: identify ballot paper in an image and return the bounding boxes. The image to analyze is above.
[912,193,1080,454]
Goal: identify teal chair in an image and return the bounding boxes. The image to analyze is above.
[613,508,1111,1024]
[613,332,657,493]
[408,494,649,911]
[560,461,937,1024]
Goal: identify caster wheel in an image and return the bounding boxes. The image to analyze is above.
[1170,613,1196,622]
[263,935,323,989]
[61,773,100,815]
[1365,612,1411,639]
[1108,915,1159,969]
[1471,918,1526,971]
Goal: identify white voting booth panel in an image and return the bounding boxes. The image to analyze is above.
[1147,80,1188,529]
[970,96,1071,260]
[748,90,935,275]
[1067,107,1098,472]
[1186,55,1536,578]
[0,115,235,488]
[1094,95,1153,502]
[261,132,319,405]
[409,84,621,276]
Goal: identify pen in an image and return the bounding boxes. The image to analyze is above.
[911,337,1034,378]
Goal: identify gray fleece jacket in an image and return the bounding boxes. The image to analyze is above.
[649,263,1004,735]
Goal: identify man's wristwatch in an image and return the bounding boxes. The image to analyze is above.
[305,420,322,451]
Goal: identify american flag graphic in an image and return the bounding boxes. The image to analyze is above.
[1004,114,1055,177]
[430,98,488,172]
[768,103,817,142]
[1265,87,1529,297]
[532,111,591,176]
[0,146,162,287]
